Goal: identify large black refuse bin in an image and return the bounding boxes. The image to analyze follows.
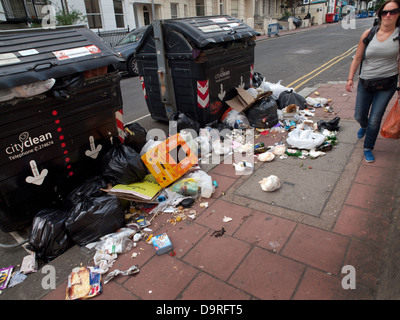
[0,26,125,232]
[136,16,259,126]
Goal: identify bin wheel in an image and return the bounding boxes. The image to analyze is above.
[127,56,139,76]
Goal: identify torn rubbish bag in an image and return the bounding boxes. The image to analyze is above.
[101,144,147,185]
[65,195,125,246]
[28,208,73,262]
[245,97,279,129]
[277,90,307,110]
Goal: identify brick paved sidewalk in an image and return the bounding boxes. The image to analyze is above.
[39,82,400,301]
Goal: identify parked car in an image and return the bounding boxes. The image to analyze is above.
[114,26,148,76]
[278,16,302,28]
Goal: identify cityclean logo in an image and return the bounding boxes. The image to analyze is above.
[5,131,54,161]
[215,68,231,83]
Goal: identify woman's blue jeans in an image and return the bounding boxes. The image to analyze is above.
[354,80,397,150]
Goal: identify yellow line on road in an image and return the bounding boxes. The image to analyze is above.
[287,45,358,90]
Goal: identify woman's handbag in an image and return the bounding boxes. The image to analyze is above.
[381,99,400,139]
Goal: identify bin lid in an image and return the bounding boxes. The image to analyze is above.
[140,15,260,49]
[0,25,122,89]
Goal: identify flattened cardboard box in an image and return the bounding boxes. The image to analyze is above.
[226,88,272,113]
[141,133,198,188]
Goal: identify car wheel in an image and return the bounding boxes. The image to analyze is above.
[127,56,139,76]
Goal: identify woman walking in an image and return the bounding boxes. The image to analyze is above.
[346,0,400,163]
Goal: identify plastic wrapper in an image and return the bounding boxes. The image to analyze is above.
[65,195,125,246]
[188,170,214,198]
[171,178,199,196]
[286,128,325,150]
[124,122,147,153]
[8,271,27,288]
[13,78,55,97]
[103,265,140,284]
[0,266,13,289]
[101,144,147,185]
[28,208,73,262]
[20,253,38,274]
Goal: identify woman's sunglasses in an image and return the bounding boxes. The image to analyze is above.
[381,8,400,16]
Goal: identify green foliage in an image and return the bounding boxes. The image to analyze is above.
[56,8,86,26]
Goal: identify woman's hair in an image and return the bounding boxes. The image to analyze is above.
[376,0,400,25]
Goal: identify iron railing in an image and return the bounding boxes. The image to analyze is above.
[96,27,130,47]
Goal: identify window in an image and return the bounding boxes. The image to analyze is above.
[196,0,205,16]
[84,0,102,28]
[170,3,178,18]
[114,0,124,28]
[231,0,238,17]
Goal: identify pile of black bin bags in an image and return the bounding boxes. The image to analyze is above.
[245,72,308,129]
[27,72,308,263]
[27,123,148,263]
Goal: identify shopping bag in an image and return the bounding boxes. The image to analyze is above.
[381,99,400,139]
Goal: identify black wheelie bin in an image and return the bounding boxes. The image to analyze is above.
[0,25,125,232]
[135,15,259,127]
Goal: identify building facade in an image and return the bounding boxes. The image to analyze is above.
[0,0,370,32]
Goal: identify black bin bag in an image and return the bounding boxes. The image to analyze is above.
[101,144,147,185]
[245,97,279,129]
[124,122,147,153]
[277,90,307,110]
[65,195,125,246]
[28,208,73,262]
[64,175,109,210]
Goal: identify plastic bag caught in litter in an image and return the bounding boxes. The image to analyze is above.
[286,128,325,150]
[188,170,214,198]
[261,80,294,100]
[171,178,199,196]
[306,97,329,108]
[104,265,140,284]
[259,175,281,192]
[8,271,27,288]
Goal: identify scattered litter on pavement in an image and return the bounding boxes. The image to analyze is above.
[211,228,226,237]
[2,64,342,298]
[0,266,13,290]
[103,265,140,284]
[152,233,173,255]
